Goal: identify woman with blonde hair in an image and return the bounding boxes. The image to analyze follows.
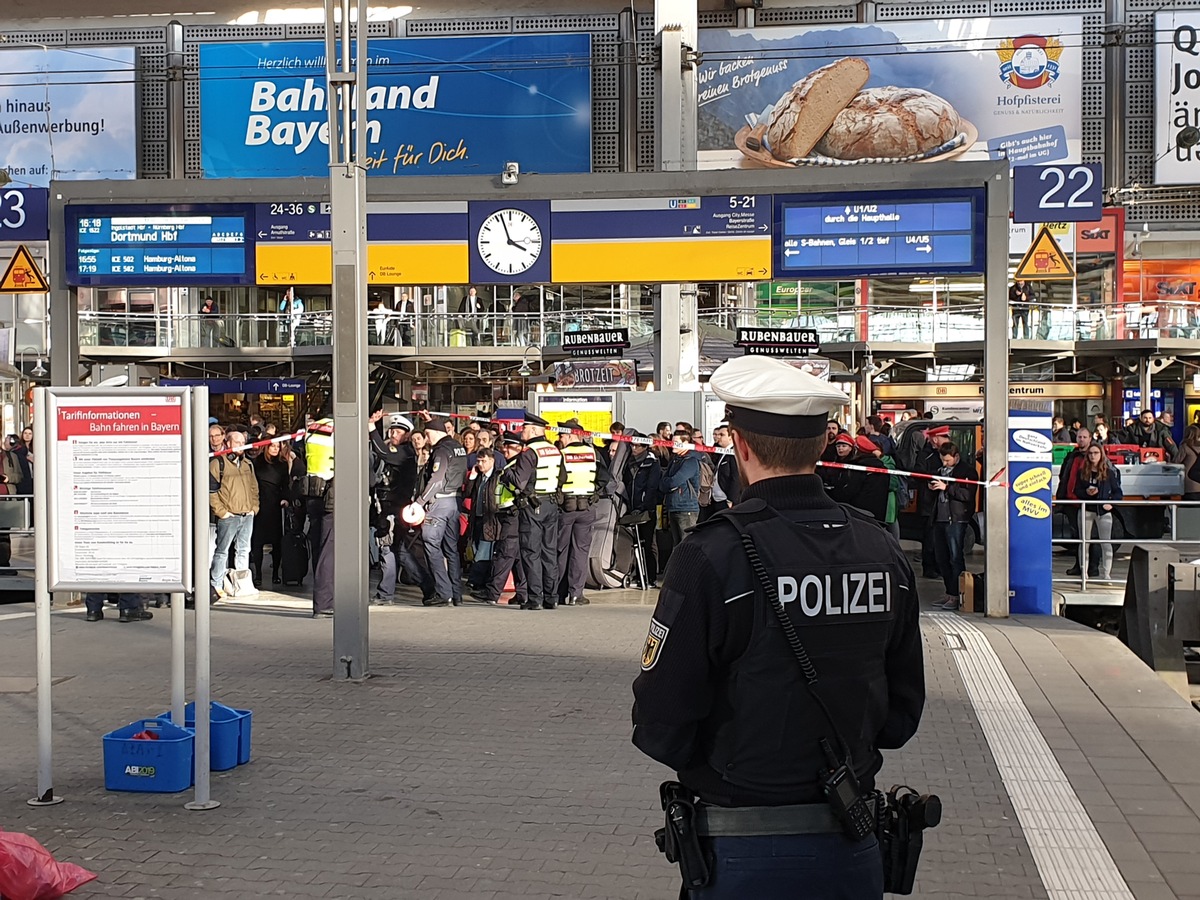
[1071,443,1123,580]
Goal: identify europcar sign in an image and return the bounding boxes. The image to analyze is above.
[198,35,593,178]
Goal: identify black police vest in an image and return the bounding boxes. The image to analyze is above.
[434,439,468,495]
[704,503,905,795]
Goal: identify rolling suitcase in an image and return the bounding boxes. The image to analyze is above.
[280,528,309,586]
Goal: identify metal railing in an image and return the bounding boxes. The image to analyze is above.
[1051,498,1200,593]
[78,309,655,352]
[699,300,1200,344]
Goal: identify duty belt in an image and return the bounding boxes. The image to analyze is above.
[694,798,877,837]
[434,492,458,499]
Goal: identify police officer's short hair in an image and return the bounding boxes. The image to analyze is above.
[940,442,960,458]
[732,428,826,471]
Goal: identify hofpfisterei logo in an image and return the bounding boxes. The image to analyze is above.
[996,36,1064,89]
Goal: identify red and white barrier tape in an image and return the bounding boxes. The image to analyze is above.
[407,409,1008,489]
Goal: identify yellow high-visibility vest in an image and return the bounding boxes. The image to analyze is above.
[527,438,563,494]
[561,442,597,495]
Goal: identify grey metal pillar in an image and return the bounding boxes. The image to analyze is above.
[617,8,638,174]
[655,0,698,392]
[326,0,370,680]
[47,199,77,387]
[1139,357,1152,413]
[985,171,1011,618]
[1103,2,1126,195]
[166,21,186,180]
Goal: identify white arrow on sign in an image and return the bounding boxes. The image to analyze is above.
[784,248,799,257]
[271,381,280,391]
[917,245,932,253]
[257,231,267,238]
[759,224,769,232]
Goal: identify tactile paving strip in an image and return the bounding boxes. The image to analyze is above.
[930,613,1135,900]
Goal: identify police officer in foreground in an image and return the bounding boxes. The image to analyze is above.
[415,416,468,606]
[507,412,566,610]
[632,355,925,898]
[368,410,435,605]
[557,418,600,606]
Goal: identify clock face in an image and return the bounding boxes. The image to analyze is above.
[477,208,543,275]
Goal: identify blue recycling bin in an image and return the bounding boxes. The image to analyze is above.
[103,719,194,793]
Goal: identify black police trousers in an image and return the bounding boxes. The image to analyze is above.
[520,500,559,607]
[687,833,883,900]
[557,505,596,599]
[487,513,523,603]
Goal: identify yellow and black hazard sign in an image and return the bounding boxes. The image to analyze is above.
[0,245,49,294]
[1014,226,1075,281]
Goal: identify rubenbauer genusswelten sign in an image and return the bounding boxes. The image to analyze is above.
[736,327,821,357]
[562,328,631,359]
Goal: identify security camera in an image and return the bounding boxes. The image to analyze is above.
[1179,126,1200,150]
[501,161,519,186]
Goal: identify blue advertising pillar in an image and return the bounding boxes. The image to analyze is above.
[1008,408,1053,614]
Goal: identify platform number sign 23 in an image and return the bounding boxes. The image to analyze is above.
[1012,163,1104,224]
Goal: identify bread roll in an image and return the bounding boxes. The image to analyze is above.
[814,87,962,159]
[765,58,870,160]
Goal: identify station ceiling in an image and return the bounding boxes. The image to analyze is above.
[2,0,628,28]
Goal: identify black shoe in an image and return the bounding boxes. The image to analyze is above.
[85,610,103,622]
[422,597,449,607]
[922,570,940,580]
[520,600,540,610]
[542,601,557,610]
[575,595,590,606]
[119,609,152,623]
[312,608,334,618]
[451,598,462,607]
[1065,566,1082,576]
[1088,570,1100,578]
[272,574,282,585]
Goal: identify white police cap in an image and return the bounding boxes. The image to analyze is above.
[710,356,847,438]
[387,413,413,432]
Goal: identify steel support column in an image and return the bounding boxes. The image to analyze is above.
[985,170,1012,618]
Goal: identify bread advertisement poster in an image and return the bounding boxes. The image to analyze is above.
[697,16,1082,170]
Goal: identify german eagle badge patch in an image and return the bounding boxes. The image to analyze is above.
[641,618,669,671]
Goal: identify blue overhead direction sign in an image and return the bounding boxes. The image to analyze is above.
[551,195,771,240]
[773,188,985,279]
[254,202,332,242]
[1012,163,1103,224]
[159,378,307,394]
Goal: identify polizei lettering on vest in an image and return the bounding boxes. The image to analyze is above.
[777,571,891,616]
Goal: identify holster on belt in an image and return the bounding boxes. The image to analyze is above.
[653,782,711,890]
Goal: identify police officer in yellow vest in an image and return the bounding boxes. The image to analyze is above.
[557,418,601,606]
[479,433,527,605]
[304,419,336,618]
[506,411,566,610]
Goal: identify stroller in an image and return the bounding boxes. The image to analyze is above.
[586,439,639,590]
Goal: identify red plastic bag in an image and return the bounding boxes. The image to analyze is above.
[0,829,96,900]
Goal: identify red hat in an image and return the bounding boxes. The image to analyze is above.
[855,435,880,454]
[926,425,951,438]
[833,433,855,447]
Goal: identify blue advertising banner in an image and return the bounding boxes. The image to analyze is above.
[1008,410,1053,615]
[0,47,137,186]
[199,36,593,178]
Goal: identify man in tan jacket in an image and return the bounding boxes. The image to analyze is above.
[209,429,259,600]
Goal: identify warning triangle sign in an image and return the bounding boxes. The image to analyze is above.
[0,245,49,294]
[1014,225,1075,281]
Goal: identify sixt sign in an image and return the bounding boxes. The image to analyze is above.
[562,329,630,359]
[736,327,821,357]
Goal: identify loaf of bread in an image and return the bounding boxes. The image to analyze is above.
[765,58,870,160]
[814,87,962,159]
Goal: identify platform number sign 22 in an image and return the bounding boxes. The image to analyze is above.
[1012,163,1104,224]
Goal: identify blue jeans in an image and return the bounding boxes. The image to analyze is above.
[688,833,883,899]
[210,512,254,591]
[421,497,462,602]
[933,520,967,596]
